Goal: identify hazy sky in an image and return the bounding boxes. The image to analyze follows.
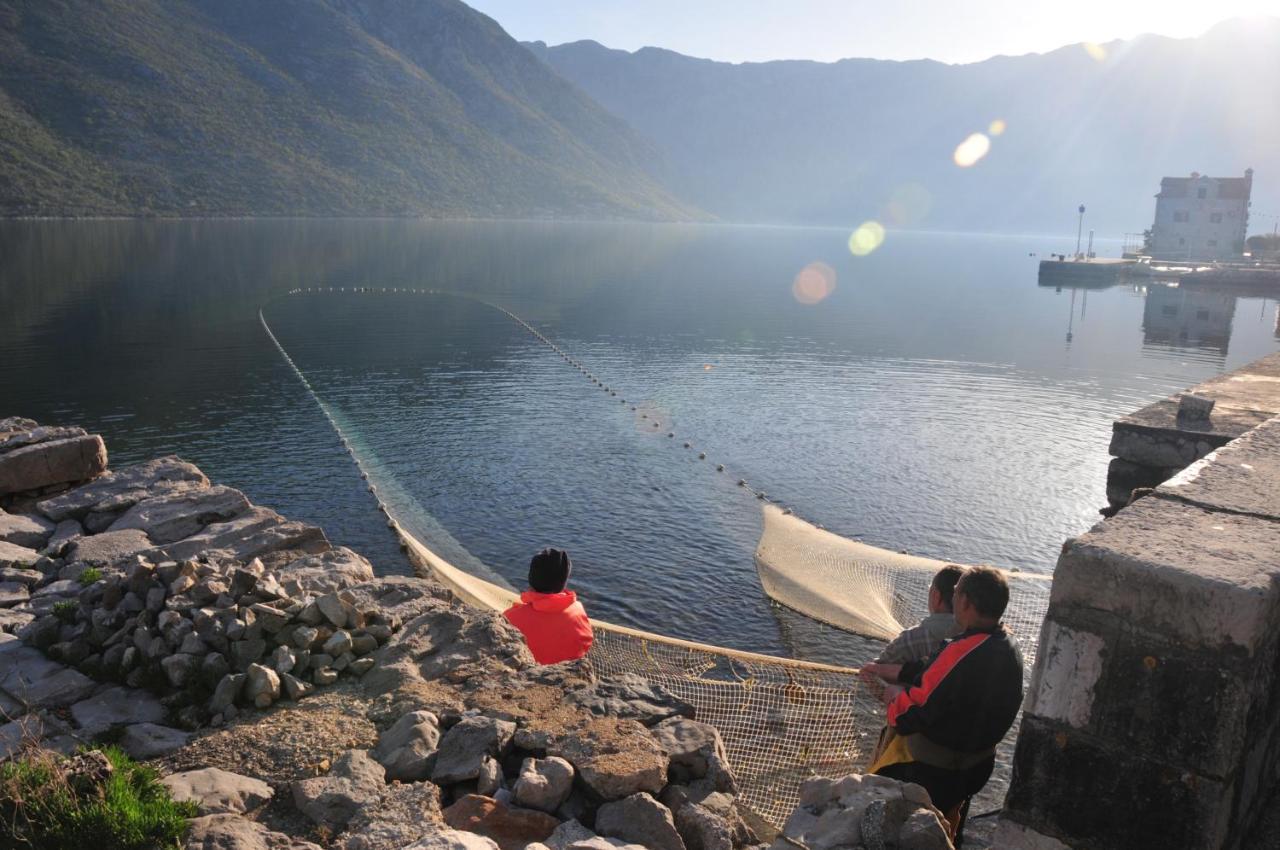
[466,0,1276,64]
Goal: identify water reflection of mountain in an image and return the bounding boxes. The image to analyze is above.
[1142,284,1237,355]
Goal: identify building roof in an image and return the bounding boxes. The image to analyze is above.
[1157,171,1254,200]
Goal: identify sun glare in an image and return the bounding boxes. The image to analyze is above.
[953,133,991,168]
[791,262,837,305]
[848,221,886,257]
[988,119,1006,136]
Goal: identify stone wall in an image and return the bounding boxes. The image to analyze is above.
[1000,412,1280,849]
[1104,352,1280,510]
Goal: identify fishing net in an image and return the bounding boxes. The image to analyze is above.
[756,505,1052,672]
[259,293,1054,828]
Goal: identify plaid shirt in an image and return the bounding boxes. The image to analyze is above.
[875,611,963,665]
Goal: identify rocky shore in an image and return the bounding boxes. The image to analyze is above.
[0,416,955,850]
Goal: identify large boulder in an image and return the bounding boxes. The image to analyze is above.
[372,710,441,782]
[772,774,953,850]
[512,756,575,813]
[154,507,329,562]
[67,529,154,566]
[108,485,252,544]
[183,813,323,850]
[0,510,56,549]
[161,767,275,816]
[70,685,167,737]
[0,425,84,453]
[0,541,40,571]
[571,674,695,727]
[432,715,516,785]
[549,718,668,801]
[442,795,560,850]
[119,723,192,759]
[291,749,386,831]
[38,456,208,521]
[401,831,502,850]
[0,434,107,496]
[596,793,687,850]
[275,547,375,596]
[1,645,97,707]
[650,718,730,785]
[342,780,443,850]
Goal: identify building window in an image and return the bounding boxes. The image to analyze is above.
[1210,213,1223,223]
[1208,239,1218,247]
[1197,187,1208,199]
[1179,237,1186,245]
[1162,305,1179,317]
[1197,310,1210,321]
[1174,211,1190,222]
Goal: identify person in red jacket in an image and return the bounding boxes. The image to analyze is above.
[503,548,594,665]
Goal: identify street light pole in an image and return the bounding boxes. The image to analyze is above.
[1076,204,1086,258]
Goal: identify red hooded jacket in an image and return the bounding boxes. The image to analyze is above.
[503,590,594,665]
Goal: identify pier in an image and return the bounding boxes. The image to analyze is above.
[1036,257,1135,288]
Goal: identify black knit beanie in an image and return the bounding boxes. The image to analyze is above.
[528,547,572,594]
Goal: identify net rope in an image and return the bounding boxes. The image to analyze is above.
[259,288,1052,827]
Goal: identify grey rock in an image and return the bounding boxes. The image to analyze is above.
[0,607,34,633]
[70,685,167,737]
[38,456,208,522]
[183,813,325,850]
[651,718,730,784]
[432,715,517,784]
[275,546,375,597]
[291,749,386,831]
[0,541,40,571]
[249,603,290,633]
[0,566,42,586]
[120,722,192,759]
[513,756,575,813]
[312,667,338,685]
[550,721,668,801]
[291,625,319,649]
[574,674,694,727]
[340,781,442,850]
[84,510,121,534]
[0,423,82,452]
[280,672,313,701]
[180,632,208,655]
[271,645,297,674]
[351,632,378,656]
[230,638,267,671]
[245,663,281,708]
[372,709,441,782]
[210,673,245,712]
[32,578,79,598]
[596,793,687,850]
[45,519,84,556]
[675,804,734,850]
[477,755,503,796]
[400,831,501,850]
[547,820,598,850]
[331,651,354,672]
[316,592,350,628]
[348,656,375,676]
[162,652,199,688]
[152,506,329,562]
[0,580,30,607]
[0,433,108,497]
[108,485,251,545]
[67,529,153,566]
[322,628,353,656]
[0,510,56,548]
[1,645,97,707]
[161,767,275,815]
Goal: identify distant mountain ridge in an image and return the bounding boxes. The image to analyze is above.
[0,0,695,219]
[527,20,1280,234]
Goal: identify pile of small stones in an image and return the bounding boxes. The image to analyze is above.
[21,554,395,728]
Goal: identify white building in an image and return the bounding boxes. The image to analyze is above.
[1149,169,1252,261]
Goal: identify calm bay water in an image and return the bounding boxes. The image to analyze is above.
[3,219,1277,662]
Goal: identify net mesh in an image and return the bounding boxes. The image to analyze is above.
[259,295,1053,828]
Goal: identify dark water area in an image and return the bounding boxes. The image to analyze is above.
[3,219,1277,663]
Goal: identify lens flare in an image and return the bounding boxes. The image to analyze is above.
[791,262,837,305]
[988,119,1007,136]
[953,133,991,168]
[848,221,886,257]
[885,184,932,227]
[1083,42,1107,63]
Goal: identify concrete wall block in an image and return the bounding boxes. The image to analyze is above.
[1006,716,1233,850]
[1108,420,1226,469]
[1105,458,1176,508]
[1025,620,1105,730]
[1158,414,1280,519]
[1049,497,1280,654]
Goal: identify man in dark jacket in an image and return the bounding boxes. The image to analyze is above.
[862,566,1024,822]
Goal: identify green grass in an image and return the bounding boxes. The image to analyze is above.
[0,746,197,850]
[51,600,77,623]
[77,567,102,584]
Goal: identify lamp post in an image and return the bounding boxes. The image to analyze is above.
[1076,204,1086,258]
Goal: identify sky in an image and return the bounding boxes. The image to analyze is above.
[465,0,1278,64]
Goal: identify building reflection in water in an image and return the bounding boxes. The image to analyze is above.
[1141,283,1237,355]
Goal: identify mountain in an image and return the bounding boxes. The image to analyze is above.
[527,19,1280,234]
[0,0,695,219]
